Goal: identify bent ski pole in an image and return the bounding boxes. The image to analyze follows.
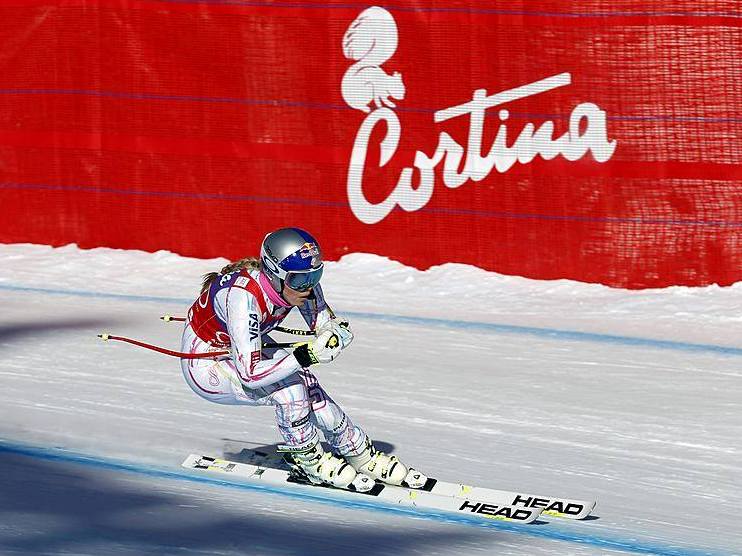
[98,334,229,359]
[98,333,301,357]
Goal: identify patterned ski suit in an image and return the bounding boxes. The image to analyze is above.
[180,267,366,454]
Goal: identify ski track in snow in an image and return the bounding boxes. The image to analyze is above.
[0,243,740,556]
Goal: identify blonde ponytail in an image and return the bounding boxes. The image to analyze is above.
[200,257,260,293]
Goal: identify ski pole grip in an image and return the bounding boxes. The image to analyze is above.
[160,315,186,322]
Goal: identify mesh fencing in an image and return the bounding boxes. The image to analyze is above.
[0,2,740,287]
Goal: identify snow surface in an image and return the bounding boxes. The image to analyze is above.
[0,243,740,556]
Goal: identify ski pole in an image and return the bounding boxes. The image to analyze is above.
[98,334,230,359]
[160,315,185,322]
[271,326,315,336]
[98,333,302,357]
[160,315,316,337]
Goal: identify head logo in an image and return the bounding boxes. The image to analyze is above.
[343,6,617,225]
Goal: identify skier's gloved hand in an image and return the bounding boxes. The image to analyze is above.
[316,317,353,350]
[293,328,342,367]
[330,318,353,350]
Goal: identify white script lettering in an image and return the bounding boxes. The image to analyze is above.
[347,73,617,225]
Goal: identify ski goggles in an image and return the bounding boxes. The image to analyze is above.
[284,265,324,292]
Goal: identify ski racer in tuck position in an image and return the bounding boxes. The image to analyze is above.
[181,227,426,492]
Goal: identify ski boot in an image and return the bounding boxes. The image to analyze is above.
[345,438,428,489]
[280,437,375,492]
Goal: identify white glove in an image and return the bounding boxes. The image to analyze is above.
[317,317,354,350]
[332,318,354,349]
[293,328,342,367]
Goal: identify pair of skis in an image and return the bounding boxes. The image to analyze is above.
[182,449,596,525]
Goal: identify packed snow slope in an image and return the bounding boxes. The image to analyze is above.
[0,243,740,556]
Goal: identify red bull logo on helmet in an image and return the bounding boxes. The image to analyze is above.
[300,242,321,267]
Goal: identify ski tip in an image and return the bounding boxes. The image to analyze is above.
[520,508,544,525]
[97,333,110,341]
[542,499,597,520]
[575,500,598,520]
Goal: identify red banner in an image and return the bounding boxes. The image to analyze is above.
[1,1,740,288]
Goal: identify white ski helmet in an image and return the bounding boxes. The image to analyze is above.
[260,227,324,293]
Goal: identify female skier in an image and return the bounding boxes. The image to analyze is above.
[180,227,424,492]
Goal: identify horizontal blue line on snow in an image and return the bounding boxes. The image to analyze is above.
[1,283,740,356]
[2,183,741,228]
[0,440,728,556]
[0,88,740,124]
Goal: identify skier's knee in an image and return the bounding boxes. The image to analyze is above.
[312,402,345,433]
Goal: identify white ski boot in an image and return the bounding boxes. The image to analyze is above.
[281,438,375,492]
[345,438,428,489]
